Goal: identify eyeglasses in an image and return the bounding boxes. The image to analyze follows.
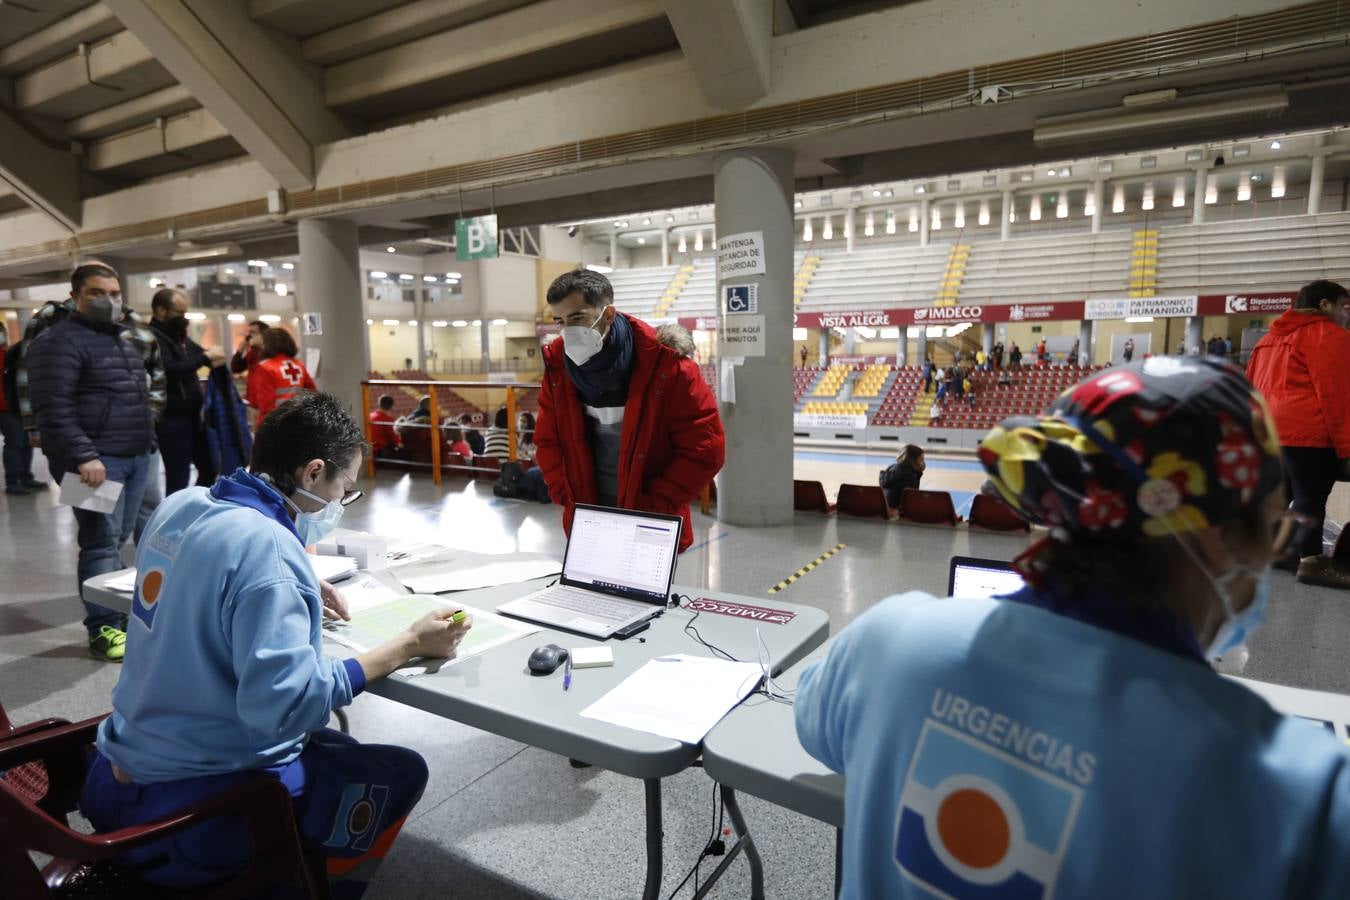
[329,462,364,507]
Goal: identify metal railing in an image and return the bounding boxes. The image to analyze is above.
[361,378,537,486]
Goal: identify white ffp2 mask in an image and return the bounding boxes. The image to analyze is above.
[561,314,606,365]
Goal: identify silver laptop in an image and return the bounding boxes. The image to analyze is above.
[497,504,682,638]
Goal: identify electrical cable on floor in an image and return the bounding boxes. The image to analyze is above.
[667,779,724,900]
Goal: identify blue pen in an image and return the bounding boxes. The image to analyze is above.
[563,652,573,691]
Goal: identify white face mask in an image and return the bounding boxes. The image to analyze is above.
[284,484,345,546]
[561,312,606,366]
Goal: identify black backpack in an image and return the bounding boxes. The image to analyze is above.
[492,461,529,499]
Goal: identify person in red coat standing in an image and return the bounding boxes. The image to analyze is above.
[252,328,316,425]
[535,269,725,553]
[1248,280,1350,589]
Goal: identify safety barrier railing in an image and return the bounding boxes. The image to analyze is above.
[360,378,539,486]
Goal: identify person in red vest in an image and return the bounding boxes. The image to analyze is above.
[535,269,724,553]
[253,328,316,424]
[368,394,402,458]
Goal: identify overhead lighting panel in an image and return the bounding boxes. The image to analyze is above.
[1033,86,1288,145]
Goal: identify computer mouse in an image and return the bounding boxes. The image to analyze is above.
[528,643,569,676]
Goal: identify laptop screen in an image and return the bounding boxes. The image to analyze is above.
[561,505,682,604]
[948,556,1024,600]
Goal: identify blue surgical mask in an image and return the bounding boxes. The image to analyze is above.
[1205,564,1271,660]
[285,485,345,546]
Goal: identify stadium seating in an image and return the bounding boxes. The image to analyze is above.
[968,493,1031,532]
[793,480,835,514]
[898,488,961,526]
[837,484,894,520]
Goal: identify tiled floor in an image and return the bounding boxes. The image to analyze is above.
[5,451,1350,898]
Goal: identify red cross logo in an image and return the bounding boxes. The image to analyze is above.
[280,360,303,384]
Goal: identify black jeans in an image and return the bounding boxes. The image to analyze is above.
[1283,445,1341,558]
[0,410,32,485]
[157,414,217,495]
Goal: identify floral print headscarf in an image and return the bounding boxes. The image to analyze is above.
[979,357,1283,540]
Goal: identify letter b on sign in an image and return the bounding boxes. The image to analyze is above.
[456,214,499,261]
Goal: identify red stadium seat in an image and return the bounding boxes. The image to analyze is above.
[969,493,1031,532]
[836,484,894,520]
[794,480,835,514]
[899,488,961,526]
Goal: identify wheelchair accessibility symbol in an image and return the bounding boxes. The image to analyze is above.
[724,284,759,314]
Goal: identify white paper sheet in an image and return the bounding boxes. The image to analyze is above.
[394,551,561,594]
[308,555,358,583]
[580,654,765,744]
[57,478,123,514]
[322,597,537,671]
[105,570,137,593]
[384,539,453,568]
[329,573,403,615]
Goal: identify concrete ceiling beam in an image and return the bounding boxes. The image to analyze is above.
[0,2,122,76]
[247,0,409,39]
[14,30,172,120]
[300,0,535,66]
[66,83,198,140]
[103,0,350,190]
[324,0,670,113]
[85,106,229,173]
[663,0,772,109]
[0,104,82,230]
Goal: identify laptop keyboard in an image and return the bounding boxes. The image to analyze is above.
[536,586,643,622]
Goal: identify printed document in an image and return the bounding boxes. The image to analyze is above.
[57,479,123,514]
[580,654,764,744]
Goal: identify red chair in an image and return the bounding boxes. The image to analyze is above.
[968,493,1031,532]
[0,717,327,900]
[898,488,962,526]
[793,480,835,514]
[836,484,894,520]
[441,452,469,478]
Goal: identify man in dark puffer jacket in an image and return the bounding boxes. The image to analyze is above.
[28,263,157,662]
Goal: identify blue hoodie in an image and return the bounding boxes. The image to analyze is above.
[97,469,362,783]
[796,590,1350,899]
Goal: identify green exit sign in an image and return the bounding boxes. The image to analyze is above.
[455,214,499,261]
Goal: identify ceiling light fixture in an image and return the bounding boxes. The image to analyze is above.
[1270,139,1281,150]
[281,262,295,270]
[275,284,288,296]
[386,246,396,253]
[370,270,387,279]
[794,199,803,209]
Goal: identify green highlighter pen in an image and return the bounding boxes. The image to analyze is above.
[451,610,467,624]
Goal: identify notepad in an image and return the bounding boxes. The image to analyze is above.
[569,646,614,669]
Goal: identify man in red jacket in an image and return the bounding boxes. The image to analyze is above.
[1248,279,1350,589]
[535,269,724,553]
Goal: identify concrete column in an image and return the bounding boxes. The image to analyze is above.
[661,229,670,267]
[1185,316,1203,356]
[16,307,34,335]
[609,232,618,268]
[297,218,368,418]
[818,328,829,366]
[916,327,928,364]
[1000,190,1012,241]
[713,147,794,528]
[414,287,427,371]
[843,328,856,354]
[981,323,995,356]
[1192,169,1207,225]
[844,208,855,254]
[1078,320,1093,365]
[480,319,491,373]
[1090,181,1104,235]
[895,331,907,367]
[919,198,931,247]
[1309,152,1326,216]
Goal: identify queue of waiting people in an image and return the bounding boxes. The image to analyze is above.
[10,265,1350,899]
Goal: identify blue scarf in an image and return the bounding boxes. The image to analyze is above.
[1004,582,1207,665]
[210,468,301,542]
[564,311,634,407]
